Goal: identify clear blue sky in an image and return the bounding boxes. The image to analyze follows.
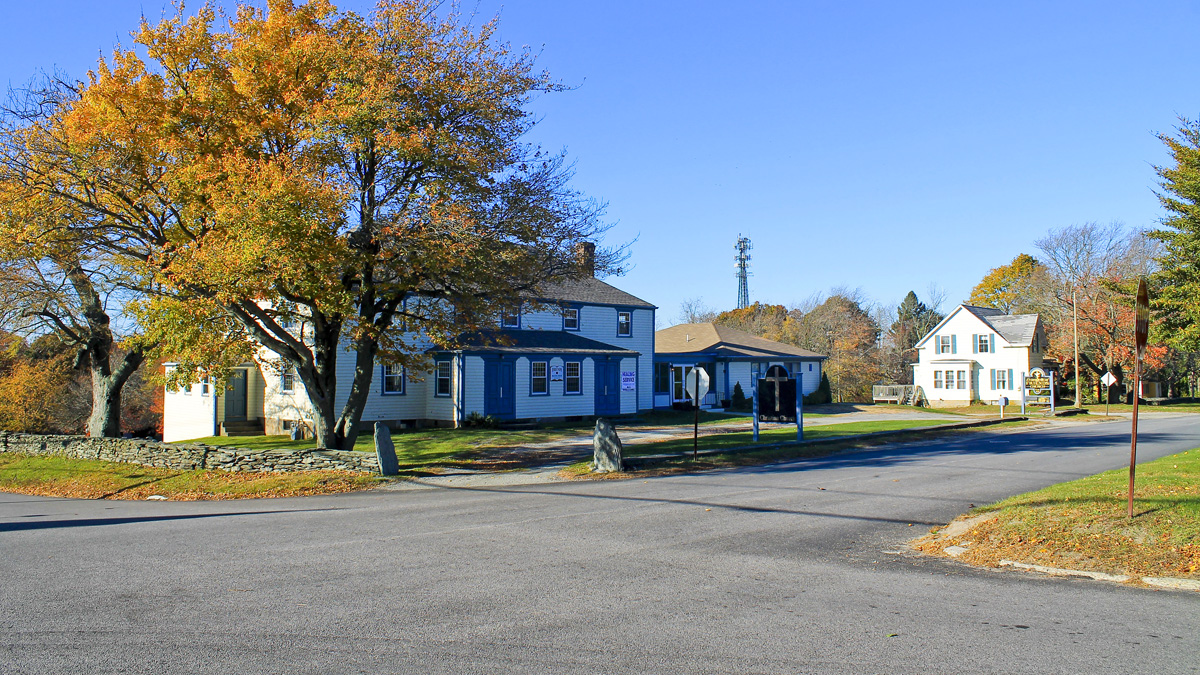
[5,1,1199,325]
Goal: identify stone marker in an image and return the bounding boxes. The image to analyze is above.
[593,418,623,473]
[374,422,399,476]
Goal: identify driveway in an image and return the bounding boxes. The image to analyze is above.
[2,414,1197,674]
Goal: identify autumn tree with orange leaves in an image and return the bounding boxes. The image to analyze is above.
[0,1,620,449]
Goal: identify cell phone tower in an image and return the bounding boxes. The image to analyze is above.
[734,234,752,309]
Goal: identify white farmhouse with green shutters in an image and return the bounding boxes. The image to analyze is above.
[912,304,1053,406]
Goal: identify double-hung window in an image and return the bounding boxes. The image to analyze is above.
[617,311,632,337]
[945,370,956,389]
[531,361,549,395]
[977,334,990,353]
[995,369,1009,390]
[565,362,582,395]
[937,335,953,354]
[381,365,405,395]
[281,368,296,393]
[934,371,944,389]
[435,361,452,397]
[563,308,580,331]
[200,376,210,396]
[957,370,967,390]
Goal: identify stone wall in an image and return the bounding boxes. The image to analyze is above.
[0,431,381,474]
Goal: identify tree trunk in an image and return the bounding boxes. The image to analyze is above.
[297,316,345,450]
[333,335,380,451]
[85,350,145,438]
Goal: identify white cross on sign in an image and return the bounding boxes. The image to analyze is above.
[685,368,710,402]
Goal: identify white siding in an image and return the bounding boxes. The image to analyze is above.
[163,380,217,442]
[914,307,1044,405]
[727,362,753,398]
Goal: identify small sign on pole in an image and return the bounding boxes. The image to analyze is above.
[1129,278,1149,518]
[1101,371,1117,417]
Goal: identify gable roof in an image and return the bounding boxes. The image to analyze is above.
[915,304,1040,348]
[534,276,656,309]
[656,323,825,360]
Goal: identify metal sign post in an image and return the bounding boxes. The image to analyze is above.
[795,371,804,442]
[751,379,759,442]
[1129,278,1149,519]
[686,368,711,460]
[1101,371,1117,417]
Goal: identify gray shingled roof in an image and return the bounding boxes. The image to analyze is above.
[533,276,655,308]
[434,330,639,355]
[961,305,1039,346]
[656,323,825,359]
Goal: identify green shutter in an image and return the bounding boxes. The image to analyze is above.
[990,369,996,389]
[972,335,978,354]
[991,335,996,354]
[951,335,957,354]
[1007,369,1014,390]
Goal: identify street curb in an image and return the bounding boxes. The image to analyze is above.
[624,417,1029,465]
[998,560,1199,591]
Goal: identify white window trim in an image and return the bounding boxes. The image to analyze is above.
[564,361,582,395]
[381,365,405,395]
[435,361,452,397]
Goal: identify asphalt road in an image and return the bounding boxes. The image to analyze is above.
[2,415,1199,674]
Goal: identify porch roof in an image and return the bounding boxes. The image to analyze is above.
[655,323,825,361]
[435,330,639,356]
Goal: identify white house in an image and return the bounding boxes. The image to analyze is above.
[163,266,657,442]
[912,304,1053,406]
[653,323,825,410]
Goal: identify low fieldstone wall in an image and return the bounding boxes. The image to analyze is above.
[0,431,380,474]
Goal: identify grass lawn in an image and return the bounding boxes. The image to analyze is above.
[0,453,383,501]
[916,448,1200,579]
[626,419,949,457]
[179,410,756,470]
[868,404,970,416]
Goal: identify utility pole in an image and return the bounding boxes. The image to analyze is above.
[1074,288,1081,408]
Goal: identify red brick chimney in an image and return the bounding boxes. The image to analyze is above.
[576,241,596,277]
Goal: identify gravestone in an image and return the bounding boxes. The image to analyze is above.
[593,418,624,473]
[374,422,399,476]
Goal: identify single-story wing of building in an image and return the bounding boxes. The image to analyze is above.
[653,322,825,410]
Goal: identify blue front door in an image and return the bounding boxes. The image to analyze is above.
[594,359,621,416]
[484,358,516,419]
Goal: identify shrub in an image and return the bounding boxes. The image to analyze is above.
[463,411,498,428]
[803,372,832,405]
[730,382,749,411]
